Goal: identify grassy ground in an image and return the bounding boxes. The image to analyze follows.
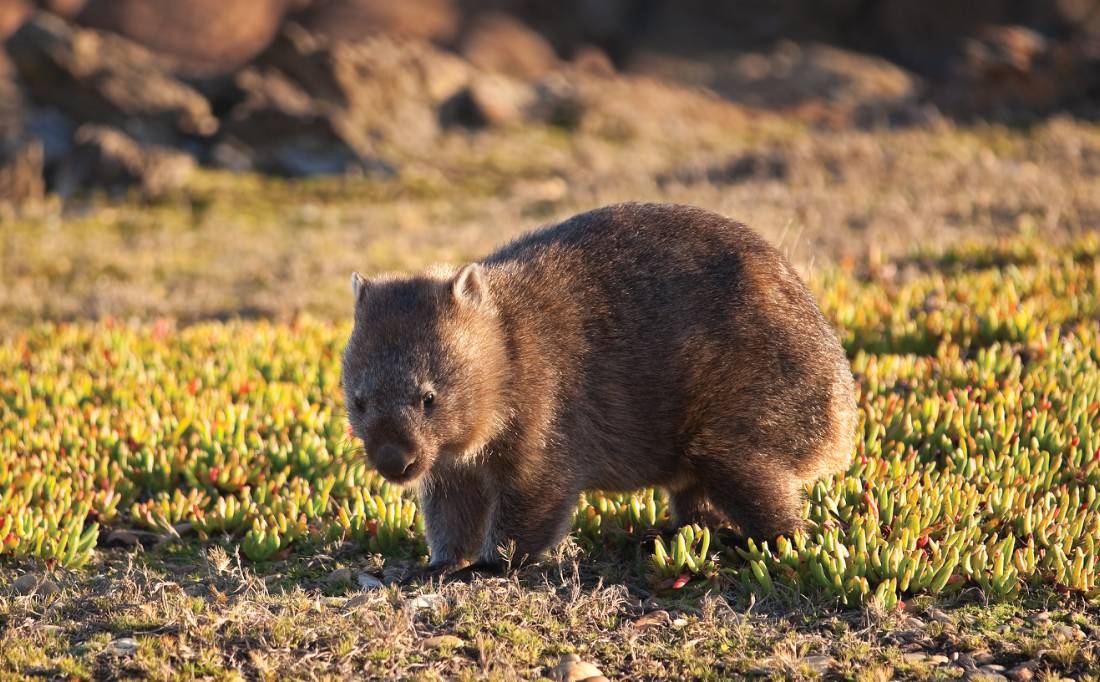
[2,116,1100,680]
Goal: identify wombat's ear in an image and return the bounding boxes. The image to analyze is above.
[351,272,370,304]
[451,263,486,307]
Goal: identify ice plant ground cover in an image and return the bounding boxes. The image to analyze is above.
[1,232,1099,678]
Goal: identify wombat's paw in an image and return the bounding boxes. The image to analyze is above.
[447,560,506,583]
[398,562,459,587]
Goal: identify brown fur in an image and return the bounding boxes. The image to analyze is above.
[342,202,857,573]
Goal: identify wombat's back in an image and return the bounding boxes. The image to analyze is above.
[483,202,856,493]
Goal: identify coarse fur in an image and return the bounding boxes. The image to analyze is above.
[342,202,857,574]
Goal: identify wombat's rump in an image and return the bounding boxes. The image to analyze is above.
[342,202,857,575]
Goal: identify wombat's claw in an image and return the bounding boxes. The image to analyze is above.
[448,561,505,583]
[398,563,455,587]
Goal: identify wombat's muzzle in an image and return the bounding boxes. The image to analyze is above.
[372,442,420,482]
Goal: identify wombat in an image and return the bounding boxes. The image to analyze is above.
[342,202,857,577]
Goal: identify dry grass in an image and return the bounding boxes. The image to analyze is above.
[2,117,1099,334]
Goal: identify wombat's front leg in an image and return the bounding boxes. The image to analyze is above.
[476,475,578,570]
[417,465,491,574]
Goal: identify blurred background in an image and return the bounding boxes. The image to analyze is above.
[0,0,1098,330]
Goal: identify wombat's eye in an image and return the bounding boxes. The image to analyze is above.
[351,395,367,413]
[421,392,435,410]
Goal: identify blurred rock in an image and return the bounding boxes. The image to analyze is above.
[0,140,44,206]
[6,13,218,143]
[291,0,459,44]
[936,24,1100,116]
[243,25,470,155]
[571,44,615,76]
[459,12,560,81]
[52,124,194,198]
[632,42,919,124]
[0,0,31,40]
[550,653,604,682]
[74,0,294,75]
[444,72,534,127]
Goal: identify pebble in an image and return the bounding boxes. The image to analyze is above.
[799,655,834,674]
[12,574,38,595]
[344,594,373,610]
[406,593,446,611]
[1052,624,1079,640]
[1029,611,1051,624]
[104,529,141,548]
[1006,661,1038,682]
[357,573,384,590]
[105,637,139,656]
[37,579,59,597]
[973,651,995,665]
[326,568,353,584]
[902,652,948,666]
[927,608,953,625]
[422,635,464,650]
[550,653,604,681]
[671,617,687,628]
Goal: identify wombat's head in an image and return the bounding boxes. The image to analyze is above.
[342,264,508,484]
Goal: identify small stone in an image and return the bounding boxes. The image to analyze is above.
[928,655,950,665]
[955,653,977,671]
[423,634,464,650]
[671,617,688,628]
[104,529,141,548]
[407,593,446,611]
[983,665,1006,672]
[37,579,59,597]
[106,637,139,656]
[1029,611,1051,624]
[549,654,603,682]
[901,616,926,629]
[799,656,834,674]
[326,568,353,584]
[928,608,953,625]
[970,671,1008,682]
[1006,661,1038,682]
[974,651,996,665]
[12,574,37,595]
[357,573,384,590]
[1052,624,1079,640]
[902,652,931,665]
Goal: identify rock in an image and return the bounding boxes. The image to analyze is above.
[357,573,384,590]
[241,26,469,159]
[0,0,31,41]
[936,24,1100,116]
[52,124,194,198]
[445,73,535,128]
[0,141,45,208]
[37,579,60,597]
[105,637,139,656]
[344,594,373,610]
[291,0,459,44]
[1052,623,1080,640]
[799,655,834,674]
[974,651,996,665]
[75,0,292,75]
[1006,661,1038,681]
[927,608,953,625]
[6,13,217,143]
[572,45,615,76]
[104,529,141,549]
[630,41,919,124]
[406,593,446,611]
[422,634,463,650]
[902,652,934,665]
[549,653,604,682]
[459,12,560,81]
[12,573,38,595]
[326,568,353,584]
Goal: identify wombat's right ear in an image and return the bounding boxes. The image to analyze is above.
[351,272,370,304]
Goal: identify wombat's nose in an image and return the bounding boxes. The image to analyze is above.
[374,443,418,480]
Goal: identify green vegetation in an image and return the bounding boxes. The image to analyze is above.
[4,233,1098,613]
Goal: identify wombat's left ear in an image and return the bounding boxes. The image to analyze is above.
[451,263,486,307]
[351,272,370,303]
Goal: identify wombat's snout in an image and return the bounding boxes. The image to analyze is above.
[372,442,420,482]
